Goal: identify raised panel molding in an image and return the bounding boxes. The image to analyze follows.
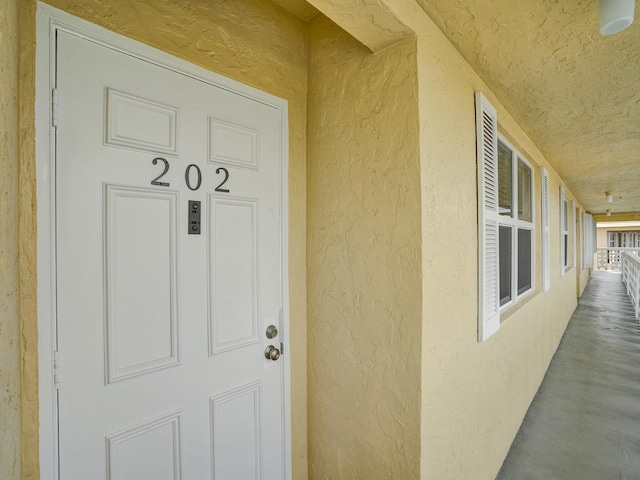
[105,88,178,155]
[210,382,261,480]
[106,410,182,480]
[104,184,179,383]
[208,195,259,355]
[208,117,258,170]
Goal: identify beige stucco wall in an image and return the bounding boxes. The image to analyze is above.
[409,4,584,477]
[18,1,38,475]
[8,0,596,478]
[597,227,607,248]
[307,16,422,479]
[578,268,590,296]
[1,0,21,478]
[18,0,308,477]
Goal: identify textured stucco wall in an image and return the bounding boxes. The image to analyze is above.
[579,268,590,296]
[18,1,38,476]
[416,0,640,217]
[14,0,596,478]
[307,16,422,479]
[410,4,583,478]
[597,227,607,247]
[306,0,413,51]
[0,0,21,478]
[19,0,308,477]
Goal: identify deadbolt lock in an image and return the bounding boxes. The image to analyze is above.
[265,325,278,339]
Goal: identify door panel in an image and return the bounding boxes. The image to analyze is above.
[106,411,182,480]
[105,88,179,156]
[209,197,259,355]
[56,30,285,479]
[105,185,179,383]
[210,382,262,479]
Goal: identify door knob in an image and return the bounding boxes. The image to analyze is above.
[264,345,280,361]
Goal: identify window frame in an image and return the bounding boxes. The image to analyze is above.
[476,91,540,342]
[496,136,535,310]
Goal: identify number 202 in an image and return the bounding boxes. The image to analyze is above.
[151,157,230,193]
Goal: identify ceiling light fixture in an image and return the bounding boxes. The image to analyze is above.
[606,209,612,216]
[600,0,635,35]
[605,192,613,203]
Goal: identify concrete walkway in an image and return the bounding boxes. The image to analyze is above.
[497,270,640,480]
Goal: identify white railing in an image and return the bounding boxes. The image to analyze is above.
[596,247,640,271]
[622,251,640,319]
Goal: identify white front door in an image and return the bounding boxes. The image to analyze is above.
[55,29,287,479]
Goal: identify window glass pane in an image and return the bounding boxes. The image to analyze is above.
[518,159,532,222]
[499,225,512,306]
[563,200,569,230]
[518,229,532,295]
[498,141,512,217]
[564,234,569,267]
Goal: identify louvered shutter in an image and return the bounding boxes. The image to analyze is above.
[584,214,596,268]
[572,201,577,268]
[541,168,550,291]
[581,210,585,270]
[560,186,566,275]
[476,92,500,341]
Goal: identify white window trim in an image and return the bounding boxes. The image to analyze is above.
[560,187,569,275]
[497,137,535,310]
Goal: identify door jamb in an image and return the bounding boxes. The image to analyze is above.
[35,3,291,478]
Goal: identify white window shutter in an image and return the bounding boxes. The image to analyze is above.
[476,92,500,341]
[576,208,584,272]
[541,168,550,291]
[572,200,577,268]
[560,186,566,275]
[584,214,596,268]
[579,209,584,271]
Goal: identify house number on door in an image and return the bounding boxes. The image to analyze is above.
[185,164,202,191]
[150,157,231,193]
[150,157,170,186]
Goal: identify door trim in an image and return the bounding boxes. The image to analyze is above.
[35,3,291,478]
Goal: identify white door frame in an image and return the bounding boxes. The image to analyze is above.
[35,3,291,478]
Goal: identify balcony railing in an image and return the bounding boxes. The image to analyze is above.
[596,247,640,271]
[621,251,640,319]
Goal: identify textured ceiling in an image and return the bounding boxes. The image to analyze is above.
[273,0,640,215]
[412,0,640,215]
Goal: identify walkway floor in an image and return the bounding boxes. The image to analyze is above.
[497,270,640,480]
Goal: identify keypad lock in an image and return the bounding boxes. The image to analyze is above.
[188,200,201,234]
